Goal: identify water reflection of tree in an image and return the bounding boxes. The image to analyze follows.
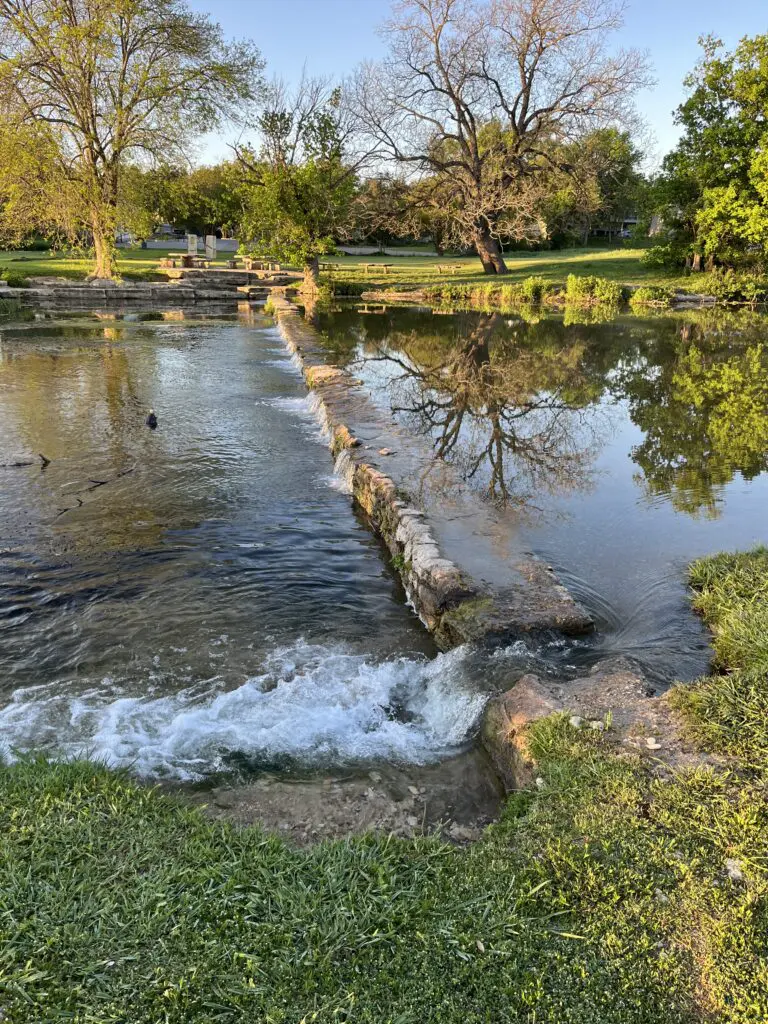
[615,325,768,517]
[362,313,603,508]
[321,304,768,517]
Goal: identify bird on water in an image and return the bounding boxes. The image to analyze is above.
[146,409,158,430]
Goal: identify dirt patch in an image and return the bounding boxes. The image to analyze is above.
[178,748,503,846]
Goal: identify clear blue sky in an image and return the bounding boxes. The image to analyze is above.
[189,0,768,167]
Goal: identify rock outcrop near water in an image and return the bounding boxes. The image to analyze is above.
[271,293,593,648]
[481,657,716,791]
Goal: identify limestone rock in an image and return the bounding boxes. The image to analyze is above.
[481,674,562,790]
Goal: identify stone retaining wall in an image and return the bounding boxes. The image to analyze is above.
[270,294,593,649]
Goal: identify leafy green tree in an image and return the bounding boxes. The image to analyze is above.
[237,78,359,290]
[651,34,768,268]
[119,162,246,240]
[0,0,263,277]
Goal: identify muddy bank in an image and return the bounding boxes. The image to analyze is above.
[270,294,593,648]
[180,748,502,846]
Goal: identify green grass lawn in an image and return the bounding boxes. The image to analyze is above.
[321,247,692,293]
[1,245,691,291]
[2,549,768,1022]
[0,246,236,283]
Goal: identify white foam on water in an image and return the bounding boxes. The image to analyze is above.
[256,395,327,444]
[0,642,486,780]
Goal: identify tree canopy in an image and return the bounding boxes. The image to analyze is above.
[0,0,263,276]
[648,34,768,270]
[237,76,362,288]
[355,0,649,274]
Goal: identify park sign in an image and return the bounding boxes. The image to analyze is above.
[187,234,197,255]
[205,235,217,260]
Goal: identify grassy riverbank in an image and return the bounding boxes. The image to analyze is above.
[322,247,694,294]
[0,247,234,283]
[1,550,767,1023]
[2,245,691,290]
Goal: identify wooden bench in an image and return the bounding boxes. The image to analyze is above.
[362,263,394,276]
[436,263,465,274]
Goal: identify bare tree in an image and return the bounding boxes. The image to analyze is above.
[355,0,650,273]
[0,0,263,278]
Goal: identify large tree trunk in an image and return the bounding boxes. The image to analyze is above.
[302,256,320,293]
[473,225,508,275]
[89,164,118,279]
[92,221,115,279]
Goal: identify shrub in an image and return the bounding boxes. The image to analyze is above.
[0,270,29,288]
[706,270,768,304]
[565,274,624,305]
[498,283,524,307]
[520,275,549,302]
[640,243,687,269]
[629,285,675,308]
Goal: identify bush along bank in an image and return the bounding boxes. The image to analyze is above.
[337,270,768,313]
[1,547,768,1022]
[356,274,661,315]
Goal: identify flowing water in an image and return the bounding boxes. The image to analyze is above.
[0,309,521,783]
[3,302,767,788]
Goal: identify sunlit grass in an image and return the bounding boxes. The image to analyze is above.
[322,247,693,292]
[1,245,695,290]
[0,246,235,283]
[671,547,768,768]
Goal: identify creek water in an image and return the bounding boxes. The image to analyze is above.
[2,303,767,790]
[314,304,768,684]
[0,309,521,786]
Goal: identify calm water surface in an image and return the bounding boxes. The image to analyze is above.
[314,304,768,682]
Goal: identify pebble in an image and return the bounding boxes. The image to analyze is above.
[569,715,584,729]
[407,785,420,796]
[378,447,394,456]
[535,777,546,790]
[725,858,744,882]
[368,771,382,783]
[589,720,605,731]
[646,737,662,750]
[406,815,419,827]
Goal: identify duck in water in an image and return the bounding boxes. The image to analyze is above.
[146,409,158,430]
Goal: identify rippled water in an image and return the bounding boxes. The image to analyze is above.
[5,303,767,781]
[315,304,768,683]
[0,310,516,779]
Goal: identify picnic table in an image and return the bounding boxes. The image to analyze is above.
[181,254,210,269]
[244,257,282,272]
[362,263,394,276]
[436,263,465,274]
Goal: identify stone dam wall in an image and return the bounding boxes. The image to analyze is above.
[270,294,593,651]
